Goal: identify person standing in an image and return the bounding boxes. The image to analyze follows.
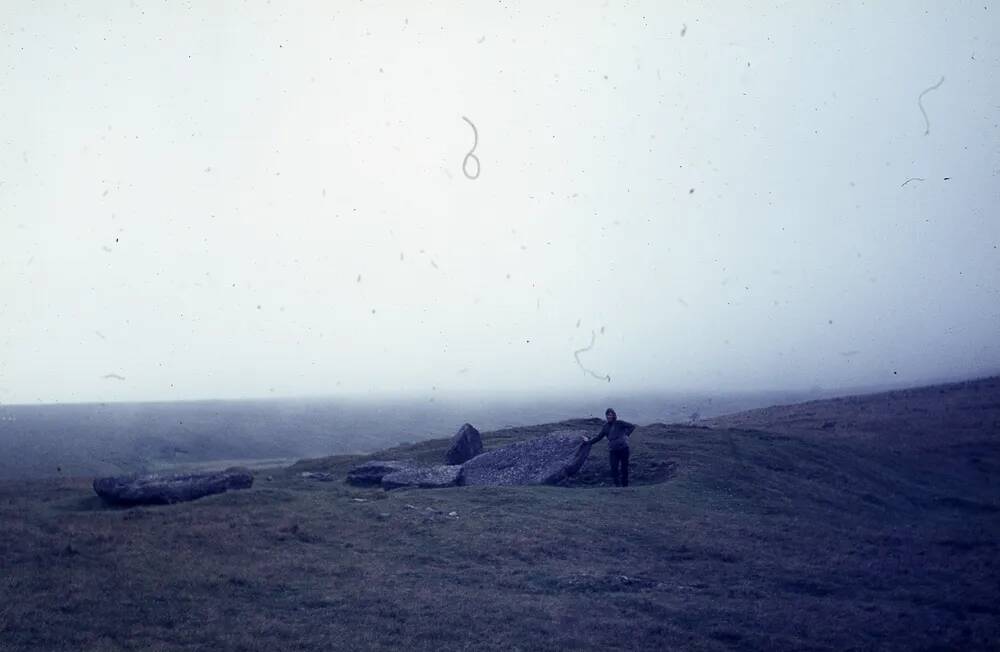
[585,408,636,487]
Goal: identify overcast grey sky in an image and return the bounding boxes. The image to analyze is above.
[1,1,998,404]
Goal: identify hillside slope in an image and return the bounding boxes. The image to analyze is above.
[705,376,1000,444]
[0,381,998,650]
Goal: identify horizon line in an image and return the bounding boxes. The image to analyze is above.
[2,372,997,409]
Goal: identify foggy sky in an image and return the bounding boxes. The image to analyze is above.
[1,1,998,405]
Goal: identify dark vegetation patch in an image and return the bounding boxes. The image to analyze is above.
[929,496,999,514]
[935,538,996,552]
[781,578,837,597]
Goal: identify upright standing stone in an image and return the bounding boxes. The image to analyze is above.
[445,423,483,465]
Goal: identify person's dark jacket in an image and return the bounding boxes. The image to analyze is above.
[589,420,636,451]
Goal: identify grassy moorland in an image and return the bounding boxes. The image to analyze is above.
[1,379,998,650]
[0,389,820,482]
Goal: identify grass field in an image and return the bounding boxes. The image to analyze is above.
[1,379,998,650]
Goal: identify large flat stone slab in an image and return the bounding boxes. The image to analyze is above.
[93,467,253,506]
[382,464,463,490]
[459,430,593,486]
[346,460,414,487]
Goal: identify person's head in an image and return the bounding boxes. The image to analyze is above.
[605,408,617,423]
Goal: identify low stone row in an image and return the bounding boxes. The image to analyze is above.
[90,424,593,506]
[347,425,593,490]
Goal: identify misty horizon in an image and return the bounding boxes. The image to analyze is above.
[2,369,998,411]
[2,2,998,405]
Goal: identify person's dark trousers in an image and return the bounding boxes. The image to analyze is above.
[609,447,630,487]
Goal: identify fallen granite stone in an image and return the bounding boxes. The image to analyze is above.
[445,423,483,465]
[346,460,414,487]
[382,464,463,490]
[299,471,336,482]
[459,430,593,486]
[93,467,253,506]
